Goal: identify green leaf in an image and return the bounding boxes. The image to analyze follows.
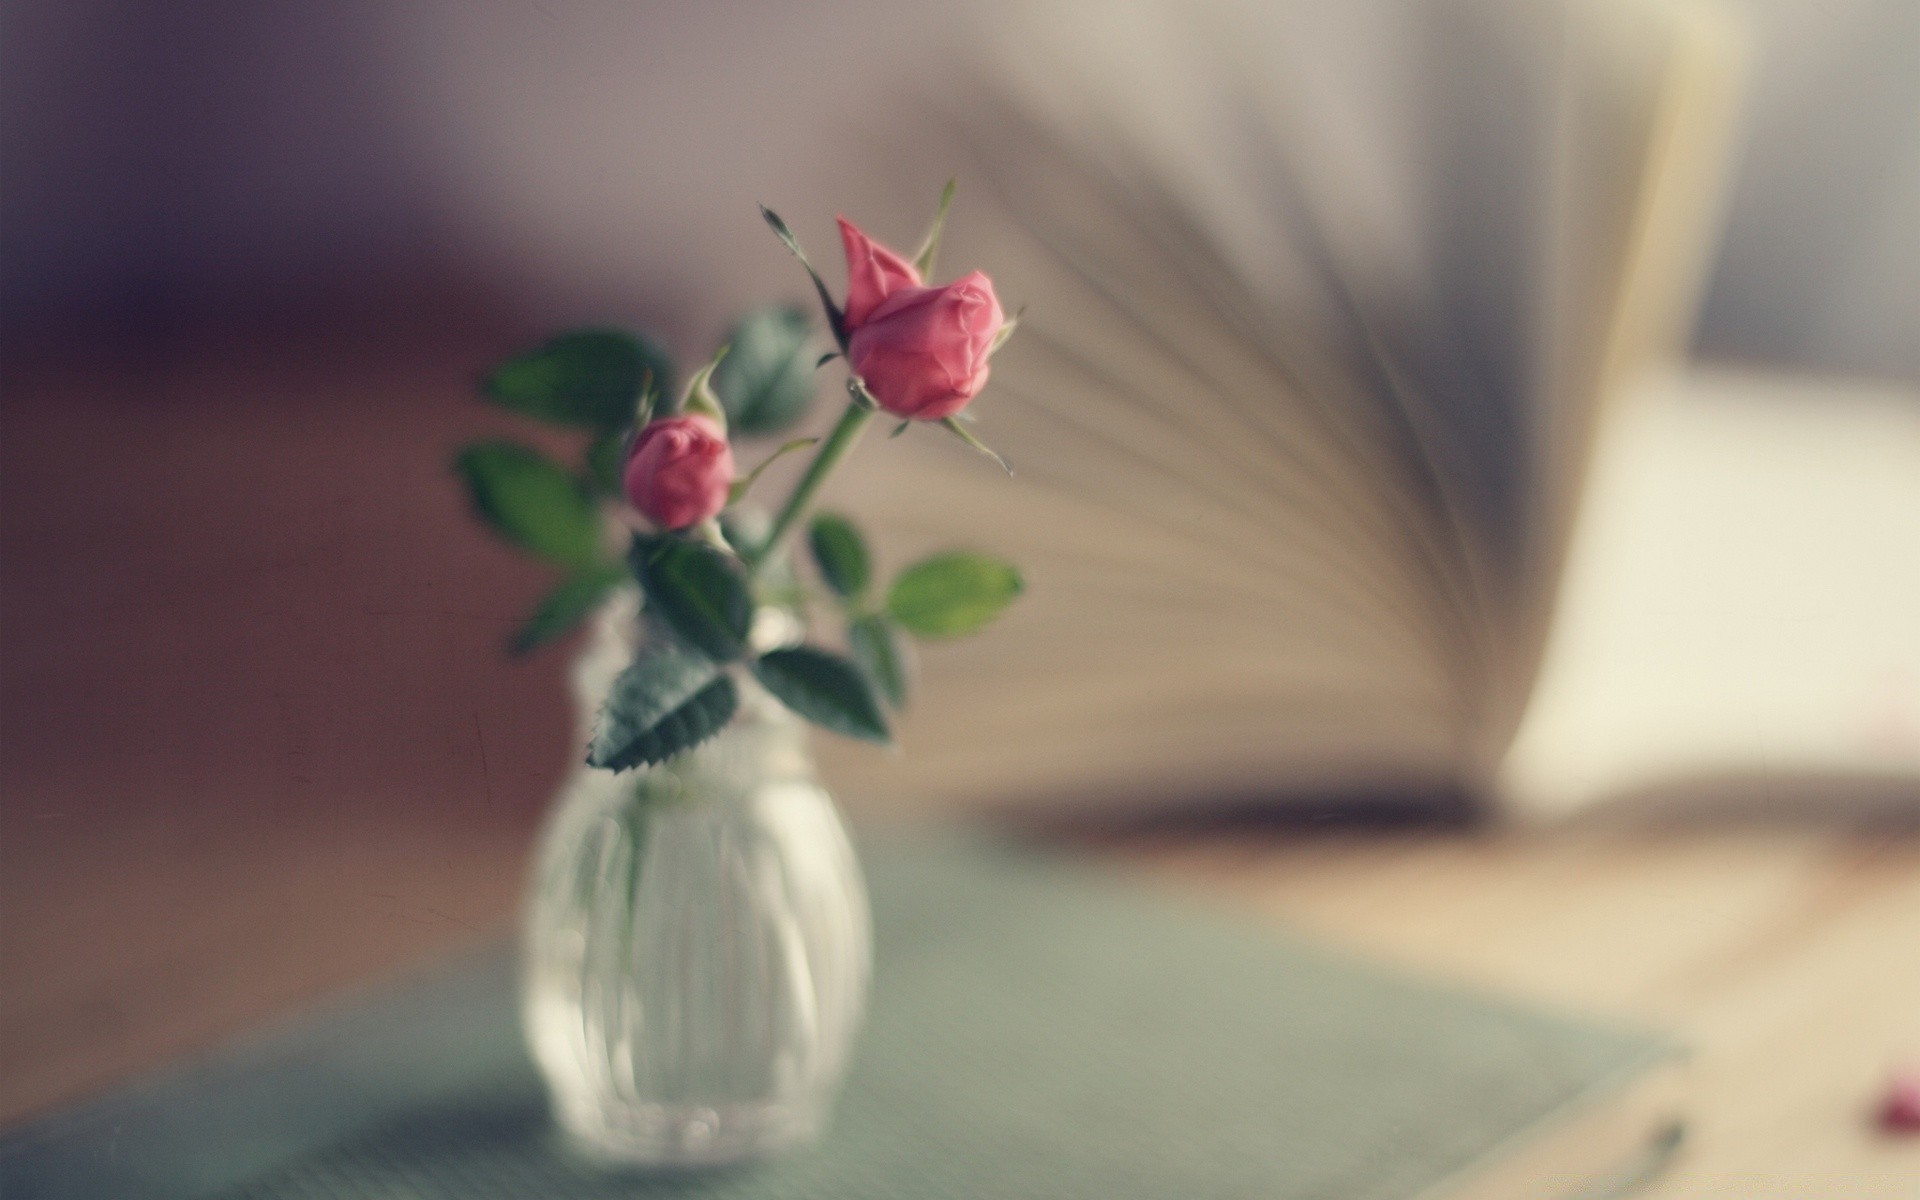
[911,178,958,279]
[631,536,753,661]
[717,507,770,558]
[584,431,627,496]
[729,437,818,505]
[454,441,605,570]
[759,205,848,349]
[887,552,1023,639]
[510,565,625,655]
[848,614,909,709]
[939,416,1013,475]
[807,512,870,601]
[989,304,1024,356]
[632,370,660,429]
[678,347,729,434]
[482,329,672,432]
[711,306,819,434]
[589,670,737,771]
[752,646,891,744]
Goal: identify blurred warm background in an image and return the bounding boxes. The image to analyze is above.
[7,1,1915,373]
[3,0,1918,1189]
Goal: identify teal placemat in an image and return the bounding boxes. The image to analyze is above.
[1,837,1670,1199]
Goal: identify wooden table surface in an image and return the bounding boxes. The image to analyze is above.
[1102,821,1920,1197]
[6,810,1917,1197]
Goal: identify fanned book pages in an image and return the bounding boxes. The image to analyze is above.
[0,839,1682,1200]
[777,0,1918,821]
[1500,367,1920,819]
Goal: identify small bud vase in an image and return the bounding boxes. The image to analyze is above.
[520,591,871,1166]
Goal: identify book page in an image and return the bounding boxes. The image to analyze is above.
[1499,0,1749,750]
[1500,368,1920,819]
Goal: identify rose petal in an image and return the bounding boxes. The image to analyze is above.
[623,415,734,530]
[838,217,922,330]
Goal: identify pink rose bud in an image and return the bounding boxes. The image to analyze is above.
[838,216,922,329]
[1881,1070,1920,1134]
[847,271,1004,422]
[622,414,733,530]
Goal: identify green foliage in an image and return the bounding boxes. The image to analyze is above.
[887,553,1023,639]
[482,329,672,432]
[460,211,1026,768]
[589,669,738,771]
[711,306,818,434]
[751,646,891,744]
[584,432,627,496]
[510,565,625,655]
[678,348,729,433]
[453,441,605,571]
[730,437,818,506]
[939,416,1012,475]
[760,205,848,349]
[990,305,1023,355]
[585,619,733,770]
[848,614,908,709]
[717,507,770,559]
[630,537,753,662]
[807,512,870,601]
[912,178,958,278]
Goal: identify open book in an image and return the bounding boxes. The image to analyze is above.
[801,0,1919,820]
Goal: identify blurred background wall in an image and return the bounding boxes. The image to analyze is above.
[4,0,1917,381]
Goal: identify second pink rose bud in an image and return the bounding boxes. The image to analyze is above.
[623,414,734,531]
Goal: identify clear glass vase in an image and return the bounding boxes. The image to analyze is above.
[520,591,871,1167]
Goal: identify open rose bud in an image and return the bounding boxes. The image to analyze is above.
[838,216,922,329]
[622,414,734,530]
[847,271,1004,421]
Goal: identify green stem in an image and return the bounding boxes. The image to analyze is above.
[747,399,873,573]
